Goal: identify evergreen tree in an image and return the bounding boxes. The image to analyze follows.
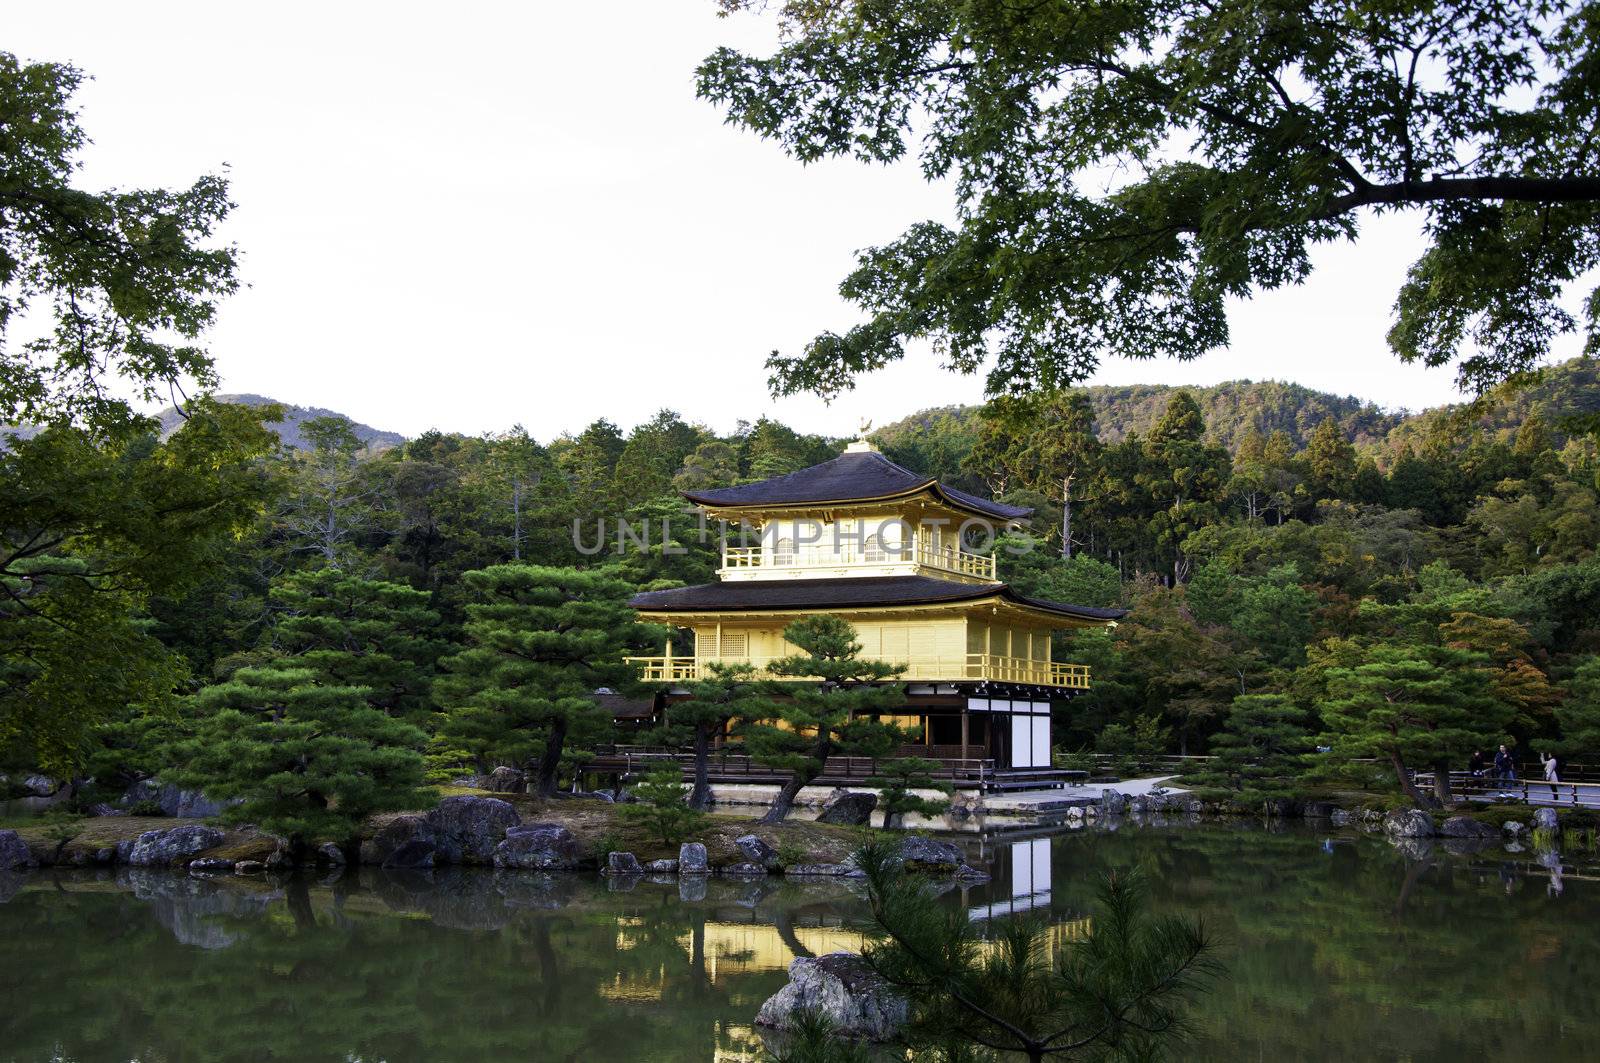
[1321,641,1514,806]
[169,664,430,853]
[266,569,448,725]
[434,565,643,796]
[1305,418,1357,501]
[616,766,708,847]
[1186,694,1314,807]
[557,419,626,518]
[745,615,910,823]
[278,416,387,568]
[856,843,1219,1063]
[1139,393,1230,583]
[613,410,705,507]
[1557,657,1600,754]
[672,440,742,492]
[652,662,770,810]
[866,757,951,827]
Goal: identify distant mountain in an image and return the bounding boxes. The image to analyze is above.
[156,394,406,452]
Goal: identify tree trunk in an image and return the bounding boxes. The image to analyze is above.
[1431,759,1455,805]
[512,478,523,561]
[761,766,818,823]
[762,736,830,823]
[534,716,569,798]
[1061,477,1073,560]
[689,725,713,811]
[1391,751,1431,808]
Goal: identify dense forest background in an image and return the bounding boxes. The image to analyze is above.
[8,357,1600,803]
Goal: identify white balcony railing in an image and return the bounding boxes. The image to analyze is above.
[721,535,996,580]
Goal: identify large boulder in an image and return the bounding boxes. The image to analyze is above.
[735,834,782,871]
[1382,809,1435,839]
[493,824,581,870]
[1100,789,1128,815]
[899,836,965,873]
[1440,816,1499,840]
[361,814,437,867]
[425,795,521,865]
[22,774,60,797]
[120,779,238,819]
[383,839,439,869]
[1330,809,1354,827]
[118,825,225,868]
[679,841,709,874]
[816,790,877,826]
[0,829,36,870]
[606,851,643,875]
[756,953,908,1041]
[1533,807,1559,832]
[483,766,527,794]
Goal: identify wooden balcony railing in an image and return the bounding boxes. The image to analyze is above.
[627,653,1091,690]
[721,537,997,581]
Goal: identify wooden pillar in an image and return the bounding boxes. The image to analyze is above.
[961,710,970,757]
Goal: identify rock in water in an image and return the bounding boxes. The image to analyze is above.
[735,834,782,871]
[606,851,643,875]
[360,813,436,867]
[1330,809,1354,827]
[317,842,347,865]
[1533,807,1559,832]
[1440,816,1499,840]
[899,836,965,873]
[817,790,877,826]
[1382,809,1435,838]
[722,861,769,876]
[493,824,581,870]
[0,829,36,870]
[644,859,678,873]
[483,766,527,794]
[756,953,908,1041]
[425,796,521,865]
[1100,789,1128,815]
[119,825,226,867]
[678,842,709,874]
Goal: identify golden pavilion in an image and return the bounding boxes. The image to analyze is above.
[624,437,1123,785]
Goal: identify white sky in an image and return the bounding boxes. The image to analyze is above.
[7,2,1591,440]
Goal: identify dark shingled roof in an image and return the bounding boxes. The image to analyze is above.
[682,449,1032,521]
[630,576,1125,623]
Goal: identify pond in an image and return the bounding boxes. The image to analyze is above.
[1,823,1594,1062]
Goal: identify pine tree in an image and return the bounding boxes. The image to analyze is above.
[1185,694,1314,807]
[745,615,910,823]
[652,662,770,810]
[616,767,708,846]
[855,842,1219,1063]
[1557,657,1600,753]
[866,757,951,827]
[434,565,643,796]
[1306,417,1357,500]
[267,569,448,725]
[1321,641,1514,806]
[169,664,430,853]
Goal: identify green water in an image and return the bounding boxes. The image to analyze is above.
[1,824,1594,1061]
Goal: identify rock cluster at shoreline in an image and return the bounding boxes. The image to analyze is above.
[0,794,991,882]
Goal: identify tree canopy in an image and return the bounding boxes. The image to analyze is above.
[701,2,1600,399]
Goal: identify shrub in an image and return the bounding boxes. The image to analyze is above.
[616,768,707,847]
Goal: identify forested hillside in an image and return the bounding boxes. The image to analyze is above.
[154,394,405,452]
[873,359,1600,487]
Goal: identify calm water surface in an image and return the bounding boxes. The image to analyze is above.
[1,823,1593,1062]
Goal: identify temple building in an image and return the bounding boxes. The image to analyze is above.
[625,436,1124,788]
